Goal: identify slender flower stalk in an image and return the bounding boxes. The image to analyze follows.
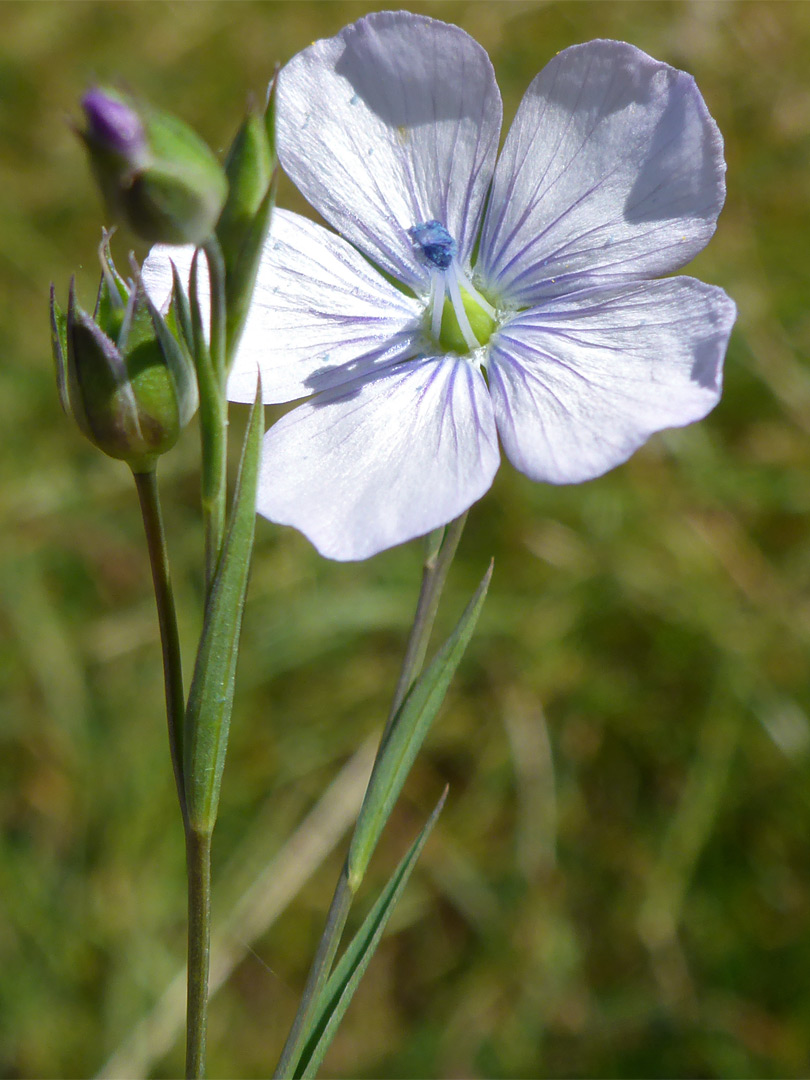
[135,458,216,1078]
[387,513,468,727]
[135,467,214,1077]
[273,516,467,1079]
[188,248,229,596]
[134,469,187,820]
[185,828,212,1078]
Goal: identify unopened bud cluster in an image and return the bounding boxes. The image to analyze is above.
[51,239,197,473]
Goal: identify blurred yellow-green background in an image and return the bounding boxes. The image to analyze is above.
[2,1,810,1076]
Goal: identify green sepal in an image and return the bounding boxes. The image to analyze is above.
[169,261,194,357]
[347,562,493,892]
[183,384,263,833]
[94,231,129,342]
[65,280,143,454]
[294,792,447,1079]
[143,286,198,431]
[126,159,226,246]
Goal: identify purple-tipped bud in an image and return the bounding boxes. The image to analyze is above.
[82,88,147,161]
[78,85,227,245]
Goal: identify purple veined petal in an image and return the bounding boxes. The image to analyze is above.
[277,11,502,292]
[228,210,425,404]
[477,40,726,307]
[143,214,424,405]
[257,354,501,561]
[487,276,736,484]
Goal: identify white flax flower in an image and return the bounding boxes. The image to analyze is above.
[146,11,736,561]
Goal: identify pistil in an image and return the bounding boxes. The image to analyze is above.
[408,219,498,355]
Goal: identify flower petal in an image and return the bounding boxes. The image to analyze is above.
[142,213,424,405]
[142,242,196,314]
[228,210,424,404]
[257,356,500,561]
[277,11,502,292]
[487,277,736,484]
[478,40,726,307]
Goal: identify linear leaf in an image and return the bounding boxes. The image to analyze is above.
[295,791,447,1079]
[183,387,263,833]
[348,562,492,891]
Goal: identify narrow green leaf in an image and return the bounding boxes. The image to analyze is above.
[348,562,492,891]
[143,287,199,429]
[295,791,447,1079]
[49,284,70,415]
[183,386,263,833]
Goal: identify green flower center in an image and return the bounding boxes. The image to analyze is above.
[437,284,497,353]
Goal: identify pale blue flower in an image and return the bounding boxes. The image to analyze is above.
[146,12,736,561]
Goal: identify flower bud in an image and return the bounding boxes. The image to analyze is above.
[80,87,228,246]
[216,75,277,355]
[52,238,198,473]
[217,90,275,265]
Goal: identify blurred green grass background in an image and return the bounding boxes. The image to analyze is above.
[1,1,809,1076]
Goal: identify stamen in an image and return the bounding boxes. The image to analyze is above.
[455,266,496,319]
[430,273,445,341]
[446,266,483,352]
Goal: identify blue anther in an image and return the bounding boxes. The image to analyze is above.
[408,220,456,270]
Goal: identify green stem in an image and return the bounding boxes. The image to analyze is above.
[134,468,186,821]
[185,828,212,1079]
[387,511,468,730]
[183,236,229,1074]
[273,513,468,1079]
[198,385,228,596]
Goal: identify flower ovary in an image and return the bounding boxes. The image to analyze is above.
[439,285,497,353]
